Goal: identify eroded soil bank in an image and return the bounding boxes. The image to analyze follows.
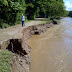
[0,21,56,72]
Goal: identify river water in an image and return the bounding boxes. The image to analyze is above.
[29,17,72,72]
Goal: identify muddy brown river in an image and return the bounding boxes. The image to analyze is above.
[29,17,72,72]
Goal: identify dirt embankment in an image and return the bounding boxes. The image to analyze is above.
[0,21,57,72]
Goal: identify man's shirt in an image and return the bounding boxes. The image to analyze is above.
[21,16,25,21]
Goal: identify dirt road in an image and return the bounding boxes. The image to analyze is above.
[0,18,43,45]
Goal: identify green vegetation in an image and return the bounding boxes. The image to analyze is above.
[64,11,69,17]
[63,11,72,17]
[68,11,72,17]
[0,50,14,72]
[25,0,65,19]
[40,18,51,24]
[0,0,26,28]
[40,17,59,25]
[53,19,59,22]
[0,0,66,28]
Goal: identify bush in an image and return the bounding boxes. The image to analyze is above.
[0,19,3,28]
[0,50,14,72]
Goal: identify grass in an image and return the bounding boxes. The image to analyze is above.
[39,17,51,24]
[53,19,59,22]
[39,17,60,25]
[0,23,10,29]
[0,50,14,72]
[25,19,33,22]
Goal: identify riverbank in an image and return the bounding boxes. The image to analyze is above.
[0,18,59,72]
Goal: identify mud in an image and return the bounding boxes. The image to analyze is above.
[29,17,72,72]
[0,21,56,72]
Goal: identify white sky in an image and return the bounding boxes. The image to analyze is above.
[63,0,72,11]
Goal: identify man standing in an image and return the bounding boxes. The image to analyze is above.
[21,14,25,27]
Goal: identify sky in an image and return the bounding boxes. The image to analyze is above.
[63,0,72,11]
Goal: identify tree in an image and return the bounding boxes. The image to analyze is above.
[68,11,72,17]
[48,1,65,17]
[0,0,66,28]
[0,0,8,6]
[0,0,26,26]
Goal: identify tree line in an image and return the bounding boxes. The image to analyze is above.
[68,11,72,17]
[0,0,66,28]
